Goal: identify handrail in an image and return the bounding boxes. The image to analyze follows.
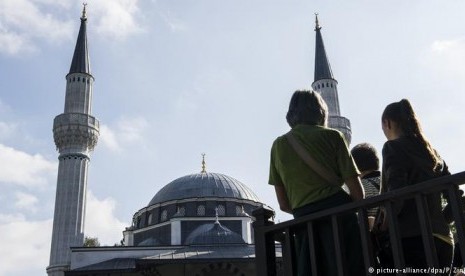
[253,171,465,276]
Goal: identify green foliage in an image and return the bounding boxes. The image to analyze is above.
[83,236,100,247]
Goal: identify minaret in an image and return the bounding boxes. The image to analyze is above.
[311,14,352,144]
[47,5,99,276]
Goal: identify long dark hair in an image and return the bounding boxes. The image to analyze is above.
[286,90,328,128]
[382,99,441,169]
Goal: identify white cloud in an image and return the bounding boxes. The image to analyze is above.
[117,116,149,143]
[0,213,52,276]
[0,144,56,188]
[14,192,39,212]
[91,0,144,39]
[0,23,36,55]
[99,116,148,152]
[0,121,17,140]
[0,0,74,55]
[425,38,465,79]
[85,190,127,245]
[99,124,121,152]
[159,10,187,32]
[0,0,143,55]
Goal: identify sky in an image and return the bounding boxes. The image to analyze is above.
[1,0,465,275]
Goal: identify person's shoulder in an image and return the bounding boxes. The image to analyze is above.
[271,133,289,148]
[382,137,404,152]
[321,127,346,144]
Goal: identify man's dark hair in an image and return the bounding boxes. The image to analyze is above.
[286,90,328,128]
[351,143,379,172]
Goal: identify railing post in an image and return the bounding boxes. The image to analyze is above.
[332,215,346,276]
[357,208,376,273]
[414,194,438,268]
[306,221,319,276]
[252,206,276,276]
[448,184,465,266]
[384,201,405,272]
[283,227,295,275]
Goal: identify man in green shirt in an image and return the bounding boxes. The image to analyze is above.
[268,90,364,276]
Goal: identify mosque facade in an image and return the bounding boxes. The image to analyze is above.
[47,8,348,276]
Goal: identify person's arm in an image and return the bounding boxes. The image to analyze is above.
[274,184,292,214]
[345,175,365,201]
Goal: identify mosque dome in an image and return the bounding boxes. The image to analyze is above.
[185,221,245,245]
[148,172,261,206]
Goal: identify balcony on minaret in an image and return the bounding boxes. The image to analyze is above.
[53,113,99,153]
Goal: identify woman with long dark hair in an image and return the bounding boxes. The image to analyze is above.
[381,99,453,272]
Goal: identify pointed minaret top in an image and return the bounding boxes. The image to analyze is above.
[201,153,207,173]
[313,14,334,81]
[314,13,321,31]
[69,4,91,75]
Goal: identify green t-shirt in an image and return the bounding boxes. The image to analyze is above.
[268,124,360,210]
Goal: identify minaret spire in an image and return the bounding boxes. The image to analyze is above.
[313,13,334,81]
[47,6,99,276]
[311,14,352,144]
[69,3,91,75]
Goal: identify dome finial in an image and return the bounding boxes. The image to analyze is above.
[214,207,220,224]
[201,153,207,173]
[315,13,321,30]
[81,3,87,20]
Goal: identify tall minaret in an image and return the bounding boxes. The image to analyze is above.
[311,14,352,144]
[47,5,99,276]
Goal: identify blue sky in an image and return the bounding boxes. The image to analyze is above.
[1,0,465,275]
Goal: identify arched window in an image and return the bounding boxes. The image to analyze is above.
[235,205,243,216]
[147,213,153,225]
[176,206,185,216]
[160,210,168,222]
[197,205,205,216]
[217,204,225,216]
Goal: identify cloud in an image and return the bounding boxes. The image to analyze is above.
[0,0,143,55]
[0,213,52,276]
[158,10,187,32]
[14,192,39,212]
[91,0,144,39]
[424,38,465,79]
[85,190,127,245]
[0,121,17,140]
[99,124,120,152]
[99,116,148,152]
[0,22,35,55]
[117,116,149,143]
[0,0,74,55]
[0,143,56,188]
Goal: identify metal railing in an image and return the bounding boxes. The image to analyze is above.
[253,172,465,276]
[54,113,100,130]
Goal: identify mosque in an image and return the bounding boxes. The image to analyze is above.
[46,6,350,276]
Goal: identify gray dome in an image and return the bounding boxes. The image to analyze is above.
[148,172,260,206]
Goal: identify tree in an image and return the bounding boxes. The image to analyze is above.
[83,236,100,247]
